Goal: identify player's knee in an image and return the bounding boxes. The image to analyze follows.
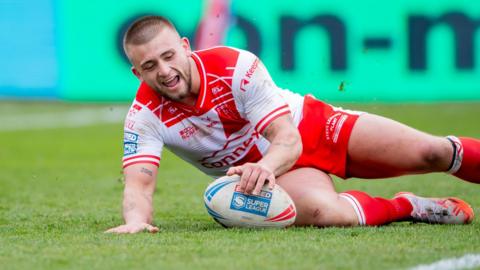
[298,193,357,227]
[415,139,450,171]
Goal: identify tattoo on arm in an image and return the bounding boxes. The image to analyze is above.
[140,167,153,176]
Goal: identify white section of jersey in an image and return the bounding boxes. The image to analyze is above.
[122,46,304,177]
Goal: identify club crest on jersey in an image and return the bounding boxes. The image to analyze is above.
[123,142,138,156]
[168,107,178,114]
[229,185,272,217]
[212,86,224,95]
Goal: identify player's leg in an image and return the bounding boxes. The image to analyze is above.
[276,168,357,227]
[278,167,474,226]
[277,168,413,226]
[346,113,480,182]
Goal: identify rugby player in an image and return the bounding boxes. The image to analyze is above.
[106,16,479,234]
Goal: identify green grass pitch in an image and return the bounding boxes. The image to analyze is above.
[0,101,479,270]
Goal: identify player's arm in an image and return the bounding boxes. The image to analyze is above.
[258,113,302,176]
[226,51,302,195]
[227,114,302,195]
[105,163,159,234]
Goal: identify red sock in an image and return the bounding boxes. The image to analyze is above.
[340,190,413,226]
[451,137,480,183]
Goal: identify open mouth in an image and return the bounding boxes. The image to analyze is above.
[163,75,180,88]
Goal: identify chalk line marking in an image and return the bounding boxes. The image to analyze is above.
[408,254,480,270]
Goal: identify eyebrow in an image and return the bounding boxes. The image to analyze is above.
[140,49,174,67]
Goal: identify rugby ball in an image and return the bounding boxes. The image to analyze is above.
[203,175,296,228]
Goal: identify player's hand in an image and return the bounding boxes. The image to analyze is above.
[227,163,275,195]
[104,222,159,234]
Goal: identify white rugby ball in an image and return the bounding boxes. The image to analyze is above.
[204,175,296,228]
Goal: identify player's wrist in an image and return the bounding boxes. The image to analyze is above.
[256,160,275,175]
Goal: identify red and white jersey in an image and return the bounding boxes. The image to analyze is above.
[122,46,304,177]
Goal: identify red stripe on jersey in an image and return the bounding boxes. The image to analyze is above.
[122,155,161,162]
[123,160,160,169]
[133,83,194,127]
[191,52,209,109]
[135,82,161,111]
[255,105,291,134]
[192,47,239,113]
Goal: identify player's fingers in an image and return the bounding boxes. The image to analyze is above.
[226,167,235,176]
[104,228,116,233]
[145,224,160,233]
[245,168,262,194]
[239,166,254,193]
[121,226,137,234]
[105,225,126,234]
[226,166,241,176]
[267,174,276,190]
[244,167,263,194]
[252,171,270,195]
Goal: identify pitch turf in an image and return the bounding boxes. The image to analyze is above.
[0,101,479,270]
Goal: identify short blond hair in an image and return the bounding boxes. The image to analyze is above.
[123,15,177,53]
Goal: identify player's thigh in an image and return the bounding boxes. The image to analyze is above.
[277,168,358,227]
[346,113,452,177]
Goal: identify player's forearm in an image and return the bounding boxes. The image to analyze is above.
[121,165,158,225]
[122,186,154,224]
[258,130,302,176]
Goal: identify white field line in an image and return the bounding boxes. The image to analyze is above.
[0,106,128,131]
[408,254,480,270]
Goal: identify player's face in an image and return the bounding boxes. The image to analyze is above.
[127,28,194,104]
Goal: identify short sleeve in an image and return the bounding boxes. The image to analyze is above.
[233,50,291,134]
[122,103,163,169]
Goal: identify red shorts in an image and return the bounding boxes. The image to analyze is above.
[292,95,362,178]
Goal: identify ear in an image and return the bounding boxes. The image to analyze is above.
[181,37,192,56]
[131,67,143,81]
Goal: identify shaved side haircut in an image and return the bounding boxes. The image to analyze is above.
[123,15,178,58]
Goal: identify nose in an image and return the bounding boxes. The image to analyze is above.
[156,62,170,78]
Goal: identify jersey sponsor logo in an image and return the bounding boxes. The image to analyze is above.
[179,125,199,140]
[245,58,259,79]
[230,185,272,217]
[240,79,250,92]
[124,132,139,143]
[200,132,259,168]
[123,142,138,156]
[240,58,259,91]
